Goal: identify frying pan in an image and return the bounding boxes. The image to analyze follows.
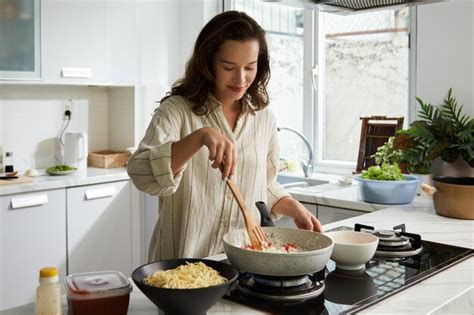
[223,202,334,276]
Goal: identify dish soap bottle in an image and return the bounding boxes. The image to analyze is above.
[36,267,62,315]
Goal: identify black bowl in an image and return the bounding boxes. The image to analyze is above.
[132,258,238,315]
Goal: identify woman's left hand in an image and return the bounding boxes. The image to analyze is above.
[291,202,322,233]
[272,197,322,232]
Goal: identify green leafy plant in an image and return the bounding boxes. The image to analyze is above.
[393,131,432,174]
[394,88,474,171]
[373,136,404,166]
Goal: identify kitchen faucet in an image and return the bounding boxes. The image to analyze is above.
[277,127,314,178]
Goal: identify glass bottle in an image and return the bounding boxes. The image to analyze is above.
[4,152,14,173]
[36,267,62,315]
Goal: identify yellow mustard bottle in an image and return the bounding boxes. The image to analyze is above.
[36,267,62,315]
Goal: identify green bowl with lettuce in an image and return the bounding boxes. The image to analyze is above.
[353,164,420,205]
[46,165,77,176]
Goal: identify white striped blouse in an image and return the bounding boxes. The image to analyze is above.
[127,94,290,261]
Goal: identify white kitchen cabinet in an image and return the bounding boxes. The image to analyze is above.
[274,202,317,229]
[40,0,137,85]
[317,205,365,225]
[0,189,66,311]
[41,0,108,83]
[67,180,132,276]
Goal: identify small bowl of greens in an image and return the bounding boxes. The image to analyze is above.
[353,164,420,205]
[46,165,77,176]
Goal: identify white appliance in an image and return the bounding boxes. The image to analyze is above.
[64,132,88,170]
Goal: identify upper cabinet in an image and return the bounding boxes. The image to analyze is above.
[41,0,108,83]
[1,0,137,85]
[105,0,137,85]
[0,0,41,79]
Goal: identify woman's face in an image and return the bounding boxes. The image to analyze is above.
[212,39,259,106]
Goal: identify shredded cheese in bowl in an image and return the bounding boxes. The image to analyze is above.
[143,262,227,289]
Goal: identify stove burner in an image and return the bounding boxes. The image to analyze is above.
[374,232,410,247]
[252,274,309,287]
[236,273,325,301]
[355,223,422,258]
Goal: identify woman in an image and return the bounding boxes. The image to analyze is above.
[127,11,322,261]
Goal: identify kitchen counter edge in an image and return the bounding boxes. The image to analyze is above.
[0,167,129,196]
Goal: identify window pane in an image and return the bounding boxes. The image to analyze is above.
[231,1,307,160]
[320,9,409,163]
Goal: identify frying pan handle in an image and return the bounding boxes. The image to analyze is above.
[255,201,275,227]
[421,183,437,195]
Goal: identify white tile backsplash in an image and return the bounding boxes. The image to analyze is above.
[0,86,111,172]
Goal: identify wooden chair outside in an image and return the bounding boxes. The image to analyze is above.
[355,116,404,173]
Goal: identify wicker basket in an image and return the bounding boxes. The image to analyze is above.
[88,150,131,168]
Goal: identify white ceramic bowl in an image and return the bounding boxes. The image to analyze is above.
[324,231,379,270]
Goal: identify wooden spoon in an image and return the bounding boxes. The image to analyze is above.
[226,178,267,250]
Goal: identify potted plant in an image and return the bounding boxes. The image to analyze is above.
[372,136,430,194]
[394,88,473,177]
[373,136,404,168]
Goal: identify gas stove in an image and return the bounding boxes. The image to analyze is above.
[222,224,473,314]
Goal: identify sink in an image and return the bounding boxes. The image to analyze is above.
[277,174,329,188]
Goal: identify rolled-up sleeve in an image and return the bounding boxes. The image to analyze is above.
[127,100,187,196]
[265,114,291,220]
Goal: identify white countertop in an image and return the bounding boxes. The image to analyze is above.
[0,167,129,196]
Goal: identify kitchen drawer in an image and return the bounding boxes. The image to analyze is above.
[0,189,66,311]
[67,180,132,275]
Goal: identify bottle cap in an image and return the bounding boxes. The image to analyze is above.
[40,267,58,278]
[5,152,12,157]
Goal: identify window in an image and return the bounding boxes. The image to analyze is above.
[226,2,412,172]
[318,9,410,168]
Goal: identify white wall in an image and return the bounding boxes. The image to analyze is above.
[416,0,473,117]
[133,0,220,145]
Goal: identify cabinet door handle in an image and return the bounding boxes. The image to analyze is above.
[85,186,116,200]
[11,194,48,209]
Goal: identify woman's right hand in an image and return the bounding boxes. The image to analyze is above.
[199,127,237,179]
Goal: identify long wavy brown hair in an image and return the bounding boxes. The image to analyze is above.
[160,11,270,115]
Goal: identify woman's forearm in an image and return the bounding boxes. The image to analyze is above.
[171,128,206,175]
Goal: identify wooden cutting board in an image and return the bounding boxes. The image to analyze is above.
[0,176,34,186]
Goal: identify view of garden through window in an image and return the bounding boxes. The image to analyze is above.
[229,1,409,168]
